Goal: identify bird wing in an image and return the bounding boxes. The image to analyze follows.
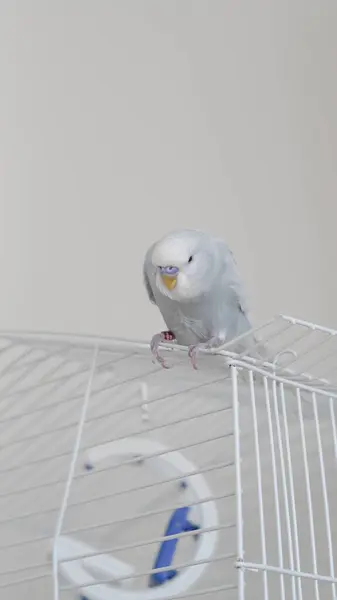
[215,238,250,316]
[142,244,157,305]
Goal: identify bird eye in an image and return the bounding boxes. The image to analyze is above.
[188,256,193,263]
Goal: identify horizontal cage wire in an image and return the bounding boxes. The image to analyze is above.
[0,313,335,600]
[229,316,337,600]
[0,331,236,600]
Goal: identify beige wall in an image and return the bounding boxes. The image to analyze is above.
[0,1,336,340]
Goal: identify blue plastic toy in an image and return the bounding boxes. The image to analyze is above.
[149,506,200,587]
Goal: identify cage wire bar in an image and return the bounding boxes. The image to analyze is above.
[229,315,337,600]
[0,329,236,600]
[0,314,335,599]
[52,346,99,600]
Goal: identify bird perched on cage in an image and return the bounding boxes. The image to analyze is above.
[143,228,261,369]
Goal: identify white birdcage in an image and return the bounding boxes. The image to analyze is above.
[0,315,336,600]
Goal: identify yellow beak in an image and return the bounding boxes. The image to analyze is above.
[161,274,177,290]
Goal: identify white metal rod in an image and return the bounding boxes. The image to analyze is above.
[0,360,224,446]
[272,380,297,600]
[0,429,232,477]
[0,344,66,374]
[62,491,231,539]
[312,392,336,599]
[0,568,235,598]
[296,388,320,600]
[0,329,156,350]
[60,522,234,565]
[275,327,317,361]
[248,370,268,599]
[0,351,40,398]
[231,359,337,399]
[0,397,231,451]
[0,522,234,577]
[52,345,99,600]
[0,367,226,428]
[293,341,337,376]
[329,396,337,461]
[60,551,235,590]
[0,314,335,353]
[0,351,78,422]
[0,355,155,405]
[0,372,92,425]
[280,315,337,336]
[238,561,337,584]
[0,457,234,501]
[263,377,285,600]
[279,383,303,600]
[0,355,115,400]
[0,492,235,552]
[0,347,35,381]
[127,583,237,600]
[235,321,294,360]
[0,392,226,490]
[0,460,233,523]
[232,365,245,600]
[217,317,277,352]
[0,489,234,550]
[0,349,61,393]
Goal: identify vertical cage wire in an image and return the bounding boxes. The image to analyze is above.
[232,365,244,600]
[52,346,99,600]
[0,316,336,599]
[233,351,337,600]
[279,383,303,600]
[248,369,269,599]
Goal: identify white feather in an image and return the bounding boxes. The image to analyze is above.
[143,229,252,348]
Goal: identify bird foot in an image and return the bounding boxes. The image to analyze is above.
[150,331,175,369]
[188,336,225,370]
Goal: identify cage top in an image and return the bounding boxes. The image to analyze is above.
[217,314,337,394]
[0,314,336,396]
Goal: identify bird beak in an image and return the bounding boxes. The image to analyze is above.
[161,274,177,290]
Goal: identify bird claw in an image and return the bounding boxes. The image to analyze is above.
[188,344,200,370]
[188,336,225,370]
[150,331,175,369]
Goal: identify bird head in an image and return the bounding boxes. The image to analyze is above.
[151,229,216,301]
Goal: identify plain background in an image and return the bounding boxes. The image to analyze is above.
[1,1,337,341]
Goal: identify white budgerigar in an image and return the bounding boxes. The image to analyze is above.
[143,228,256,369]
